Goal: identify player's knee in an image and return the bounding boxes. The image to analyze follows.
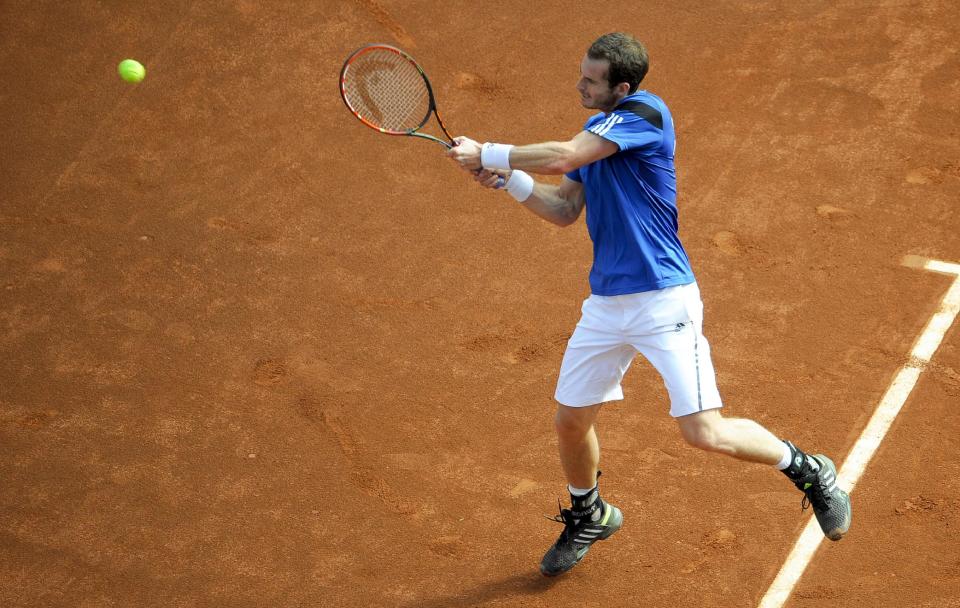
[679,418,723,452]
[554,407,593,440]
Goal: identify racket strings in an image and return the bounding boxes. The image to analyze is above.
[343,50,430,132]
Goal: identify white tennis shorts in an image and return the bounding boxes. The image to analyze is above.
[554,282,723,417]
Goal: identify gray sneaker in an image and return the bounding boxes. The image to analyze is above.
[793,454,852,540]
[539,500,623,576]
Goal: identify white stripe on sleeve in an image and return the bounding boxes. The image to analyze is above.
[590,113,623,137]
[589,113,617,137]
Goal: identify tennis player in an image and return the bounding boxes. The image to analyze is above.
[448,32,852,577]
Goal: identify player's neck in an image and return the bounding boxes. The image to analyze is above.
[600,91,632,114]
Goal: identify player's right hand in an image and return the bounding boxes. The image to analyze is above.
[448,136,483,171]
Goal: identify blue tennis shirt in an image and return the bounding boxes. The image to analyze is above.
[566,91,695,296]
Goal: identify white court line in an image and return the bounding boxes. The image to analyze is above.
[759,256,960,608]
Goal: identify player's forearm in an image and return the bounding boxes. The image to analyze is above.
[520,181,581,227]
[502,142,578,175]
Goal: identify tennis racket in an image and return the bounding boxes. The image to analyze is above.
[339,44,504,187]
[339,43,458,148]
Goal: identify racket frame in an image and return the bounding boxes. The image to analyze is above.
[339,44,455,148]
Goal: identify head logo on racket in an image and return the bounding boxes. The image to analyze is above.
[339,44,455,148]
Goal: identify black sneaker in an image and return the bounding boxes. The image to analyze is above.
[539,500,623,576]
[793,454,852,541]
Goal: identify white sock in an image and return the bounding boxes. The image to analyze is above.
[568,484,595,496]
[775,442,793,470]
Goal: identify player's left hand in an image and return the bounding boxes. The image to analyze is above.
[448,136,483,172]
[474,169,508,190]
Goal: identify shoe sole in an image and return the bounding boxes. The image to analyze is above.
[540,505,623,577]
[812,455,852,541]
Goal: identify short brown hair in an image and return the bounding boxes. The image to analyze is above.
[587,33,649,93]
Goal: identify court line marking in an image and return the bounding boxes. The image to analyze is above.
[759,256,960,608]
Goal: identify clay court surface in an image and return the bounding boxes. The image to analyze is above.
[2,1,959,606]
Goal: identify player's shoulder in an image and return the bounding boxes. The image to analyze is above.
[583,111,608,130]
[613,91,668,129]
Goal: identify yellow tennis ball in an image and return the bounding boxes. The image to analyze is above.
[118,59,145,83]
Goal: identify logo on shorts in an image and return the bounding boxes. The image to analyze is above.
[675,322,686,332]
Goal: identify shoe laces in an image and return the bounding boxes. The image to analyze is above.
[799,473,831,513]
[545,499,582,541]
[545,499,576,525]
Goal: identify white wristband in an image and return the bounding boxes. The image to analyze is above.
[481,142,513,171]
[505,170,534,202]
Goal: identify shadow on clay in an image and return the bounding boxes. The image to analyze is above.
[397,572,559,608]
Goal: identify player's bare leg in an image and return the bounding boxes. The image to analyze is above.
[541,403,623,577]
[676,409,851,540]
[555,403,603,489]
[675,409,783,464]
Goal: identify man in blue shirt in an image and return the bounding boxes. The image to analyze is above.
[449,32,851,577]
